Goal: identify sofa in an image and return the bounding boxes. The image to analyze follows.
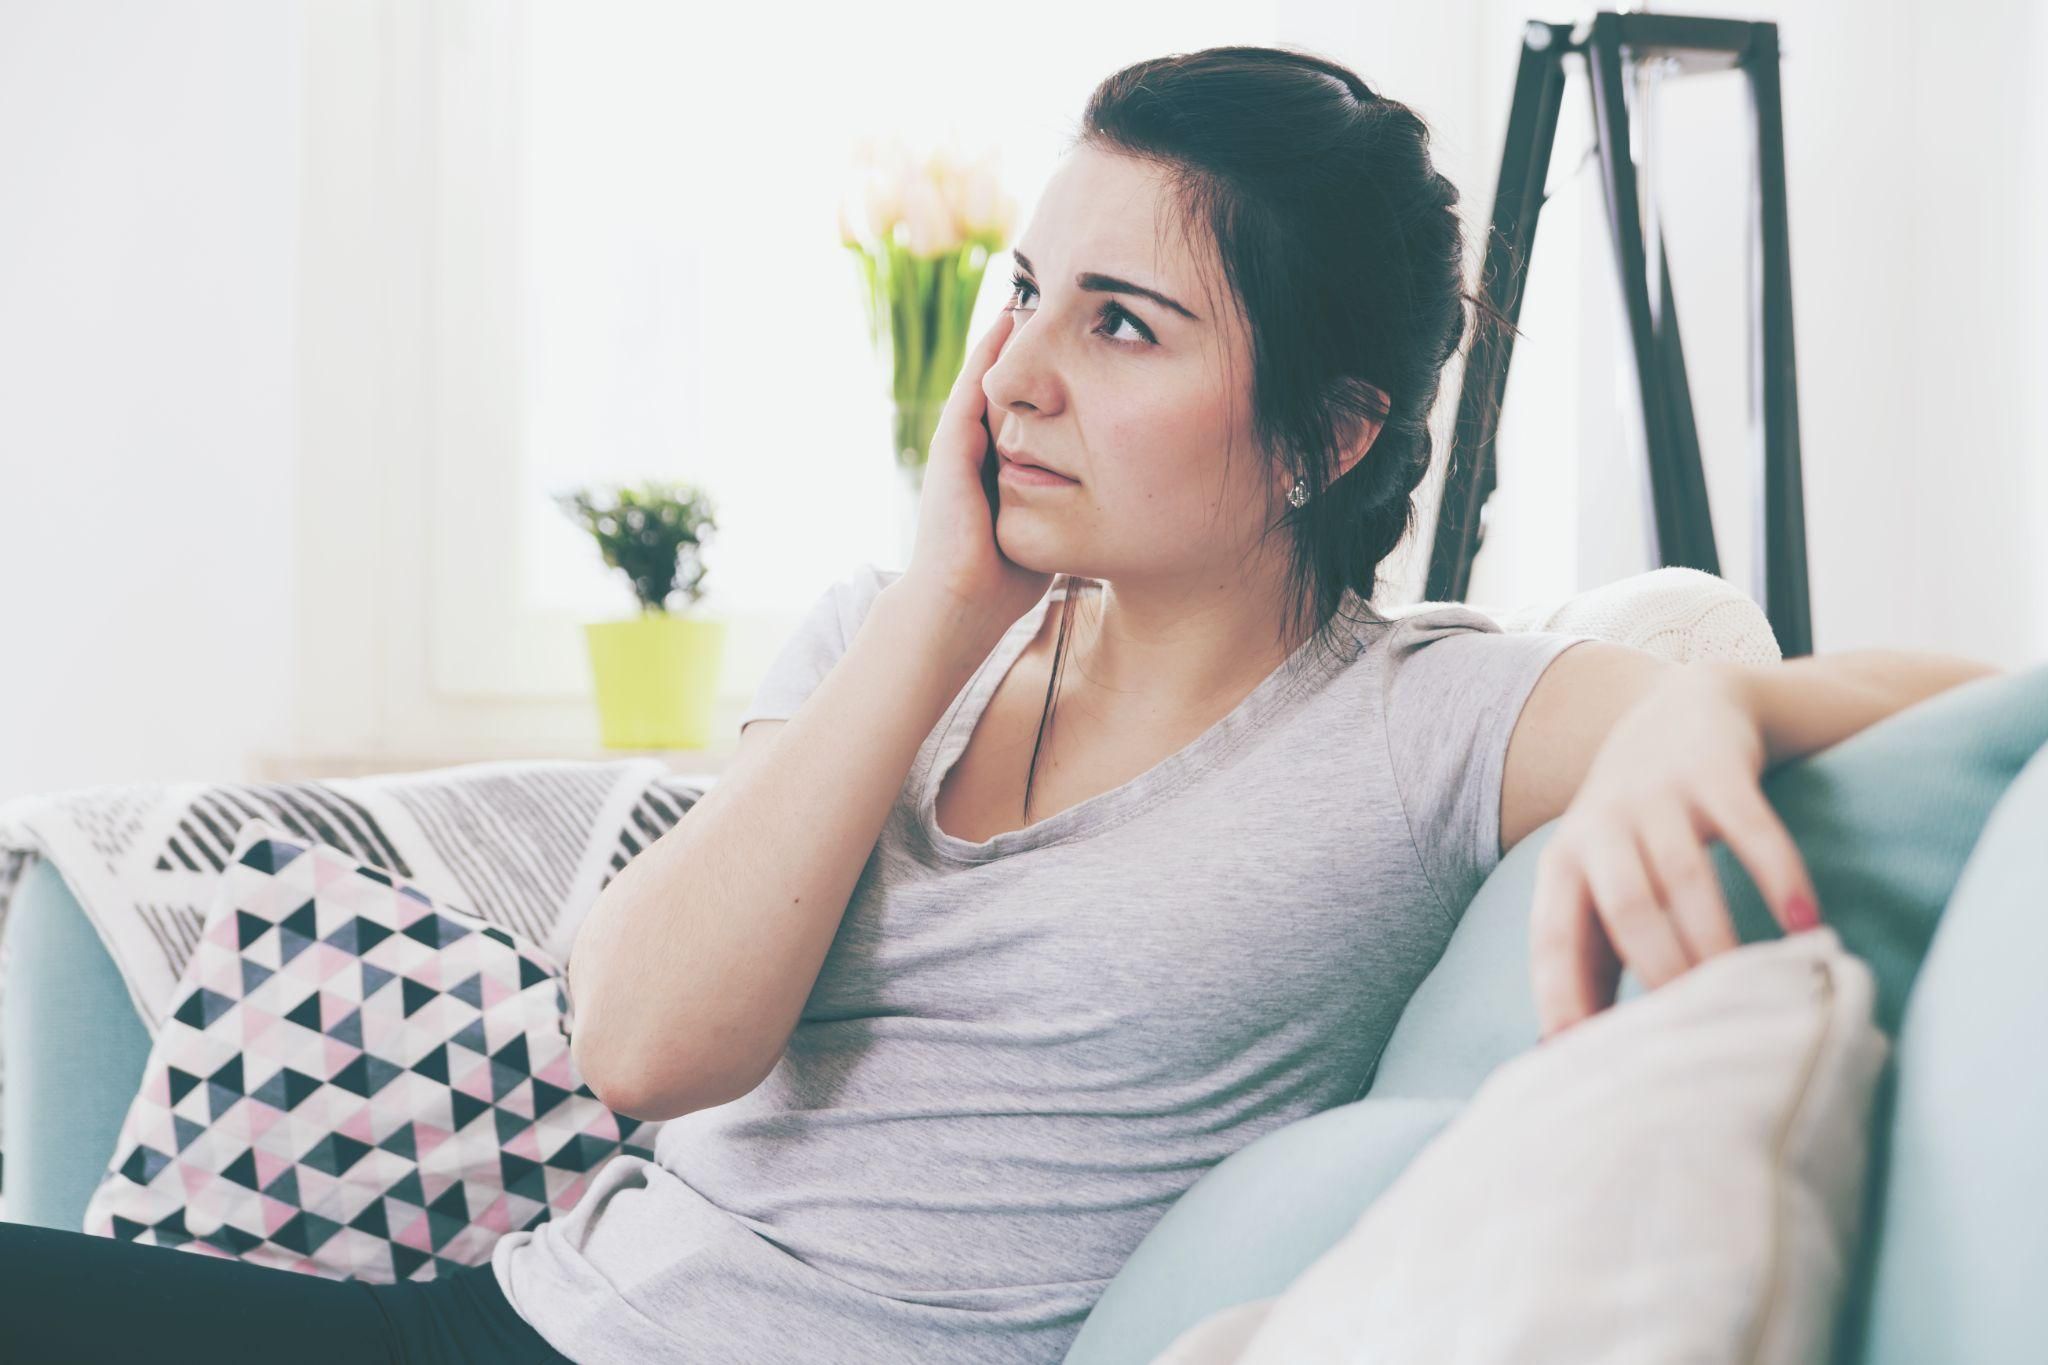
[6,567,2045,1363]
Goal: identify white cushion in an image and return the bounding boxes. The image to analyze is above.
[1393,565,1784,667]
[1150,925,1888,1365]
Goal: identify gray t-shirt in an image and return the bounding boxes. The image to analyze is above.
[493,563,1596,1363]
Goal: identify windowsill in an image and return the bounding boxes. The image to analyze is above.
[246,747,733,783]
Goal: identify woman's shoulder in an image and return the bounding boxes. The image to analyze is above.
[814,561,904,638]
[835,560,903,604]
[735,561,904,732]
[1302,597,1505,679]
[847,561,904,594]
[1370,600,1508,649]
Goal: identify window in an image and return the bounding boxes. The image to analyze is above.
[425,0,1282,700]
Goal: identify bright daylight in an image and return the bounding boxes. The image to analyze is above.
[1,2,2044,1362]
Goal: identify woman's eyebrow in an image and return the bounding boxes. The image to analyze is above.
[1011,250,1202,323]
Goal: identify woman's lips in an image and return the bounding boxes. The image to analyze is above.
[998,453,1079,486]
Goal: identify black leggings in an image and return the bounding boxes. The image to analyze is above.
[0,1219,575,1363]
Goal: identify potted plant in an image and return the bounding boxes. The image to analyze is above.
[554,479,724,750]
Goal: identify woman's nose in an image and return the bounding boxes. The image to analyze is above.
[983,317,1055,415]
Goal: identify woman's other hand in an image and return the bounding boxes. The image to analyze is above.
[1529,667,1825,1041]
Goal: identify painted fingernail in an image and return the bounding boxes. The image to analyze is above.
[1784,891,1820,932]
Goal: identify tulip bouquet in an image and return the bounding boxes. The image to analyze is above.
[838,135,1018,491]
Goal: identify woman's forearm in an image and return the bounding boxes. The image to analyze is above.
[567,578,1010,1120]
[1699,649,2005,770]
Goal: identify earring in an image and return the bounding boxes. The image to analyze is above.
[1287,478,1309,508]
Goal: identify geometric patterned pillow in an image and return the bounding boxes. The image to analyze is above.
[81,818,662,1282]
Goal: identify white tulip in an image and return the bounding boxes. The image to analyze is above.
[901,174,962,257]
[838,135,881,247]
[862,183,901,244]
[845,133,1010,254]
[954,152,1008,237]
[861,140,916,244]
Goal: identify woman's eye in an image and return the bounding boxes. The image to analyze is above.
[1098,304,1154,345]
[1004,271,1155,347]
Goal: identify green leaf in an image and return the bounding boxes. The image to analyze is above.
[552,478,718,613]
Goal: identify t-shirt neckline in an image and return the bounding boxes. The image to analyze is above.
[914,578,1367,864]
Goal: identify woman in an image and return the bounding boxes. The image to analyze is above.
[1,43,1991,1365]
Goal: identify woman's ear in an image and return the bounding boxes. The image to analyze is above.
[1325,376,1389,481]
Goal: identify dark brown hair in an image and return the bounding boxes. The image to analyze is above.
[1020,44,1513,823]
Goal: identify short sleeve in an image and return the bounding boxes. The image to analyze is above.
[1378,603,1600,920]
[735,562,901,735]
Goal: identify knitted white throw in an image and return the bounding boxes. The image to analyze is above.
[1416,564,1784,667]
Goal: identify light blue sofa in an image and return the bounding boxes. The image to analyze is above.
[6,665,2046,1364]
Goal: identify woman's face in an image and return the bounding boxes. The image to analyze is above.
[982,144,1286,586]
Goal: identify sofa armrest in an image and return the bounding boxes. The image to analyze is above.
[0,856,151,1229]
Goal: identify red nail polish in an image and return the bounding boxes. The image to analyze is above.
[1784,892,1820,932]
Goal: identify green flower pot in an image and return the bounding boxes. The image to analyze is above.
[583,611,727,750]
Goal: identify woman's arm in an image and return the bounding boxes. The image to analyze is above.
[1502,645,2004,860]
[1504,642,2003,1039]
[1696,649,2005,769]
[568,578,1012,1121]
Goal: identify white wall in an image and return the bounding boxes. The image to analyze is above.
[1290,0,2048,663]
[1646,0,2045,661]
[2033,5,2048,642]
[0,0,304,804]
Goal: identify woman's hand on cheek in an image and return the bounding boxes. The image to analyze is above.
[900,309,1055,634]
[1528,668,1824,1043]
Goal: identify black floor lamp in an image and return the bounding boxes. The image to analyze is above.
[1426,10,1814,658]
